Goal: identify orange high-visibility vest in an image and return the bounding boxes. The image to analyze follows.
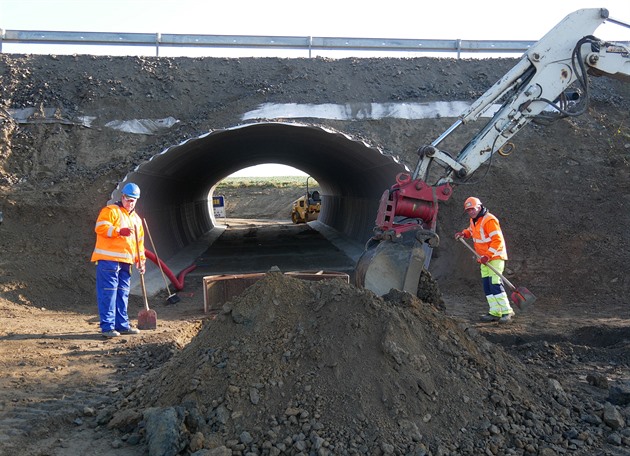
[463,211,508,261]
[91,204,145,265]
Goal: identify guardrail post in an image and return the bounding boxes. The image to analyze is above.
[155,32,161,57]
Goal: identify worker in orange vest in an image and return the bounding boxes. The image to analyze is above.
[455,197,514,323]
[91,182,146,337]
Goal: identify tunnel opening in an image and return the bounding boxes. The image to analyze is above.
[212,170,319,225]
[113,122,407,292]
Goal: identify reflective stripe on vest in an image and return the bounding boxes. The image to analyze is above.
[92,248,133,261]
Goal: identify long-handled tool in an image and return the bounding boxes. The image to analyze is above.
[143,218,181,305]
[458,237,536,310]
[135,227,157,329]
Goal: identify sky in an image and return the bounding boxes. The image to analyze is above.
[2,1,627,44]
[1,0,628,175]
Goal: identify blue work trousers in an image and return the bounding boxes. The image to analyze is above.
[96,260,133,332]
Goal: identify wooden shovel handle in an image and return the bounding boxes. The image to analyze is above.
[134,225,151,312]
[457,237,517,290]
[139,272,150,311]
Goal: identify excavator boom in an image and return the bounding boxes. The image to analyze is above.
[357,8,630,296]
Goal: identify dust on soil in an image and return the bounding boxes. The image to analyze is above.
[0,53,629,455]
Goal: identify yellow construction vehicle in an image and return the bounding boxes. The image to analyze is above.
[291,177,321,224]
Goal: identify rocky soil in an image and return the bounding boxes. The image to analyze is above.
[0,52,629,456]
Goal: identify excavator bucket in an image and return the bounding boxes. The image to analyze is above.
[356,234,431,296]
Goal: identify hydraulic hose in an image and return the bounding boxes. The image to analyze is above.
[145,249,197,291]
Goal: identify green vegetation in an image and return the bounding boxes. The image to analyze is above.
[217,176,319,189]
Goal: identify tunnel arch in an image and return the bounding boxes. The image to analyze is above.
[111,122,407,262]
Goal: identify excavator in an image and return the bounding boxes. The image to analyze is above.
[356,8,630,296]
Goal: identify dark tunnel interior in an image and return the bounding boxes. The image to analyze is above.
[110,122,407,266]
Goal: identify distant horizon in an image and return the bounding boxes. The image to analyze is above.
[228,164,308,178]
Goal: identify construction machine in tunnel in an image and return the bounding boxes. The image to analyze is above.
[356,8,630,296]
[291,177,321,224]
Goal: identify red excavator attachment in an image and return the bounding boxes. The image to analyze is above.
[355,173,452,295]
[374,173,453,236]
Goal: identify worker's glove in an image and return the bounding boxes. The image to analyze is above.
[455,230,471,240]
[119,227,132,237]
[477,255,490,264]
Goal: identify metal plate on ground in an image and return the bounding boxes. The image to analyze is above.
[203,270,349,313]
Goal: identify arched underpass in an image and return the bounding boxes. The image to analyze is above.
[117,122,407,294]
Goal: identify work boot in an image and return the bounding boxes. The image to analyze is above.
[499,312,515,324]
[118,327,140,335]
[102,330,121,338]
[480,314,500,322]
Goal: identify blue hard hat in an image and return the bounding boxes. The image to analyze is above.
[121,182,141,199]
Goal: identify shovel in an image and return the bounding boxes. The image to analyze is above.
[458,237,536,310]
[143,218,181,305]
[135,227,157,329]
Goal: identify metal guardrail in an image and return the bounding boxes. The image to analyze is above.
[0,29,536,58]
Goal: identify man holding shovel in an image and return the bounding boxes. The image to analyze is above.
[91,182,146,337]
[455,197,515,323]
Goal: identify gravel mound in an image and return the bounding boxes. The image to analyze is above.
[119,273,612,455]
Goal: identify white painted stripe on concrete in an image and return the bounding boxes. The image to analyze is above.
[242,101,501,121]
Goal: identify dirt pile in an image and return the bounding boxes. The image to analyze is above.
[112,272,619,455]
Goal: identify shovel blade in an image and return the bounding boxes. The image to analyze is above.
[510,287,536,311]
[138,308,157,330]
[166,293,181,305]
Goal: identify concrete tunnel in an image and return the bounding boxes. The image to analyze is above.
[112,122,408,285]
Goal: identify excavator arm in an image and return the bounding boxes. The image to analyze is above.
[416,8,629,186]
[357,8,630,296]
